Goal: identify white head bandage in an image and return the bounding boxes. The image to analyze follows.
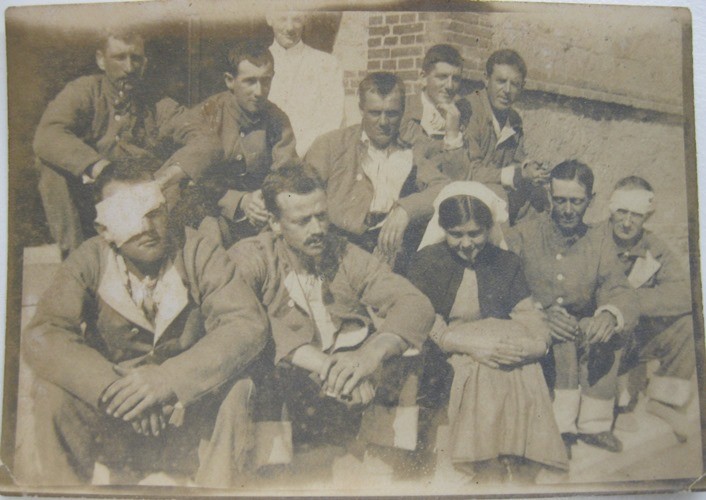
[418,181,509,251]
[609,188,654,216]
[95,181,165,247]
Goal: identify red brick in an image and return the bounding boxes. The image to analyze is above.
[345,88,356,96]
[344,70,356,78]
[367,60,381,70]
[415,57,424,68]
[368,48,391,59]
[391,46,423,58]
[384,36,399,46]
[369,26,390,37]
[446,32,475,47]
[457,12,480,25]
[400,35,416,45]
[368,37,382,48]
[386,14,400,24]
[401,13,416,23]
[382,60,397,70]
[393,22,424,35]
[369,15,383,26]
[398,58,415,69]
[418,12,431,21]
[415,34,425,44]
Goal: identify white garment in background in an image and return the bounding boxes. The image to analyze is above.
[269,41,345,156]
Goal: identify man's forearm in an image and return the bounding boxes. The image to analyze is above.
[361,332,408,364]
[290,344,329,376]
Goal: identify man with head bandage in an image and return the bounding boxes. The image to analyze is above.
[603,176,696,443]
[19,157,270,487]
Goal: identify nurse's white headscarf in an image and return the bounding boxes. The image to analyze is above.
[418,181,509,251]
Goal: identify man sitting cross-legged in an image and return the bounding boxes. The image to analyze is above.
[18,157,269,488]
[228,162,435,472]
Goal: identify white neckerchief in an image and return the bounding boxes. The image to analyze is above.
[420,91,446,137]
[360,130,414,215]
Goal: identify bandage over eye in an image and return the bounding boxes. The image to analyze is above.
[608,188,654,216]
[95,182,165,247]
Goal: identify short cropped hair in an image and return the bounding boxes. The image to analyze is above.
[422,44,463,73]
[98,28,144,53]
[93,157,159,204]
[262,161,325,219]
[358,72,406,109]
[614,175,653,193]
[486,49,527,81]
[438,195,494,232]
[225,40,274,77]
[550,160,594,196]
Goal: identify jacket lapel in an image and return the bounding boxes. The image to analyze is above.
[98,247,155,333]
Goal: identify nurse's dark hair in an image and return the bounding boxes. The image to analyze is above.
[261,160,325,219]
[93,157,159,204]
[550,160,594,196]
[438,195,494,231]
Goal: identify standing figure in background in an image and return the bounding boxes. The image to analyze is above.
[266,11,345,156]
[33,29,222,258]
[435,49,548,225]
[604,176,696,442]
[305,72,448,271]
[181,40,297,247]
[506,160,638,457]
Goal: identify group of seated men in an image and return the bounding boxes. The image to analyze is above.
[19,16,696,488]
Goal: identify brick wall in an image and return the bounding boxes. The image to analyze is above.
[363,8,685,116]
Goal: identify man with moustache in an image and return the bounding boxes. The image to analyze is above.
[434,49,548,225]
[506,160,638,457]
[305,72,448,270]
[34,29,222,258]
[603,176,695,442]
[181,40,297,247]
[20,157,269,487]
[229,162,434,462]
[266,11,345,156]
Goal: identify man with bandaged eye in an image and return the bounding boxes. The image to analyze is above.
[19,157,269,487]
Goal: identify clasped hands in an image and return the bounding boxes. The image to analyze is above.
[374,205,410,264]
[546,305,618,344]
[100,364,176,438]
[318,349,380,408]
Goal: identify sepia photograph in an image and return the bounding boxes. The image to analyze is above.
[1,0,704,496]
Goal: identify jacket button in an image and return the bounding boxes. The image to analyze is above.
[556,297,564,305]
[356,173,363,181]
[288,299,295,308]
[557,273,565,281]
[236,154,244,161]
[240,131,245,138]
[131,327,139,335]
[556,253,563,260]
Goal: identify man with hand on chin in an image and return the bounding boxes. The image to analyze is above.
[20,158,269,487]
[229,162,434,459]
[305,72,448,271]
[507,160,638,457]
[603,176,695,442]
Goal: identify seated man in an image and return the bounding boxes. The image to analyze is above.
[604,176,695,442]
[34,28,222,257]
[423,49,548,225]
[506,160,638,456]
[19,158,269,487]
[229,162,434,463]
[402,44,471,158]
[305,72,448,270]
[176,40,297,247]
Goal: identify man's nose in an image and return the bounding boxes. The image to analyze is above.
[443,76,454,90]
[460,235,474,248]
[623,213,633,225]
[308,218,323,234]
[253,80,263,97]
[379,113,390,127]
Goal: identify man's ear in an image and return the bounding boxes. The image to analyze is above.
[96,50,106,72]
[94,221,109,239]
[224,72,236,91]
[482,71,489,89]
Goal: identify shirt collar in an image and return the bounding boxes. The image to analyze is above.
[226,93,264,130]
[420,91,446,136]
[360,129,402,155]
